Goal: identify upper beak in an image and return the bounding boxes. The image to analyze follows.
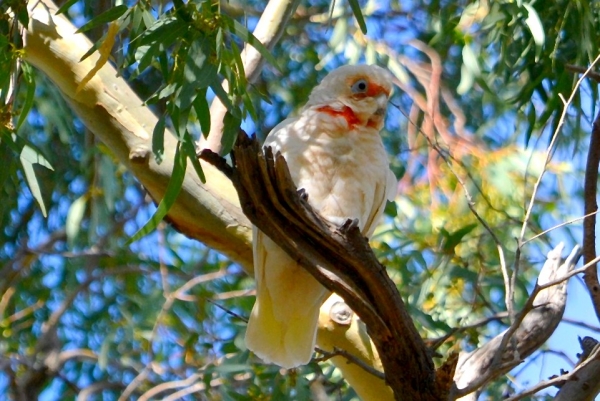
[374,93,388,115]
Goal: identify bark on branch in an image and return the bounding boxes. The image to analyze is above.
[583,110,600,322]
[23,0,253,270]
[201,132,448,401]
[452,243,581,400]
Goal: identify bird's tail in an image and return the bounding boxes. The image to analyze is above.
[245,287,325,369]
[247,231,330,368]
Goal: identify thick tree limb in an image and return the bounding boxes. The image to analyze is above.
[452,243,581,400]
[583,110,600,322]
[201,132,446,401]
[23,0,253,270]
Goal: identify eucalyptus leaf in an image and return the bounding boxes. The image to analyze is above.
[127,143,187,244]
[75,5,128,34]
[348,0,368,34]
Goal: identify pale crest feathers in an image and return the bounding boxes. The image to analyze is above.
[245,64,398,369]
[306,64,393,106]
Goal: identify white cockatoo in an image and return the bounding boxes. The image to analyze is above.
[245,64,397,369]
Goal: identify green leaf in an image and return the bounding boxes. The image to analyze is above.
[127,143,187,244]
[15,63,35,131]
[458,45,481,94]
[193,94,211,139]
[66,195,88,246]
[440,224,477,253]
[523,4,545,62]
[152,116,166,164]
[19,143,54,218]
[55,0,80,15]
[135,17,186,74]
[221,15,281,72]
[79,40,101,63]
[348,0,368,34]
[220,111,241,156]
[76,5,128,34]
[210,82,234,111]
[182,131,205,183]
[229,41,247,91]
[384,200,397,218]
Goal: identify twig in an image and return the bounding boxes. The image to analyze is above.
[119,269,228,400]
[516,54,600,324]
[522,210,599,245]
[566,64,600,83]
[314,347,386,380]
[205,298,248,323]
[452,243,580,399]
[505,344,600,401]
[562,317,600,333]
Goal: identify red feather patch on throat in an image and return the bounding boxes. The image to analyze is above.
[316,105,361,130]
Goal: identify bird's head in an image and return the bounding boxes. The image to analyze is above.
[305,65,393,132]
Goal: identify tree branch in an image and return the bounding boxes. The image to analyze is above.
[452,243,581,400]
[23,0,253,270]
[201,132,446,401]
[554,337,600,401]
[583,110,600,322]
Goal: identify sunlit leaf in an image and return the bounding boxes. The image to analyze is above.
[523,3,545,61]
[66,195,88,246]
[348,0,368,34]
[75,5,128,33]
[15,63,35,131]
[221,15,281,72]
[19,143,54,217]
[77,21,120,94]
[127,143,187,244]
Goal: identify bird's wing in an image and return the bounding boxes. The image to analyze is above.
[362,167,397,238]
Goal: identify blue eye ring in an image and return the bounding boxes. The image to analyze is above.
[351,79,368,94]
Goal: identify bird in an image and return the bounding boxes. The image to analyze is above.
[245,64,397,369]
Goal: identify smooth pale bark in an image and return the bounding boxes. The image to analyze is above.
[318,294,394,401]
[453,244,579,400]
[24,0,253,270]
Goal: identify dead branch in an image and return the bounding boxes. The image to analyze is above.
[451,243,581,400]
[201,132,444,401]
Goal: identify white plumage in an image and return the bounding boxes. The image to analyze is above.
[245,65,397,368]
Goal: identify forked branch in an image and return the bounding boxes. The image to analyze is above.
[451,243,581,400]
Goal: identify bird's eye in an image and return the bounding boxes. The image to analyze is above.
[351,79,368,94]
